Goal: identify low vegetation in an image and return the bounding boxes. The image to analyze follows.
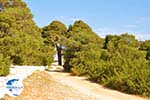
[62,21,150,97]
[0,54,10,76]
[0,0,150,97]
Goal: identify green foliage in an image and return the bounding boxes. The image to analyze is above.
[0,0,54,75]
[139,40,150,60]
[104,33,139,52]
[70,40,150,97]
[97,47,149,94]
[70,44,102,76]
[140,40,150,50]
[0,54,10,76]
[42,20,67,46]
[41,20,68,66]
[0,0,150,97]
[38,45,55,66]
[64,24,150,97]
[63,20,104,71]
[0,0,27,8]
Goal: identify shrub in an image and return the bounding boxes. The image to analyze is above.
[69,42,150,97]
[70,44,102,76]
[90,46,150,97]
[0,54,11,76]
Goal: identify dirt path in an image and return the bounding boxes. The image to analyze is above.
[47,64,149,100]
[1,63,150,100]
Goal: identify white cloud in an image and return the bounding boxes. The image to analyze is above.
[94,27,122,38]
[131,33,150,41]
[140,17,150,21]
[136,17,150,23]
[124,24,137,28]
[94,27,150,41]
[71,18,81,22]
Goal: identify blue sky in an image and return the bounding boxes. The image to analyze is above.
[23,0,150,40]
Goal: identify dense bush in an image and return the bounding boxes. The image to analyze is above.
[0,54,11,76]
[63,20,104,71]
[0,0,54,76]
[98,46,150,96]
[139,40,150,60]
[69,41,150,97]
[42,20,68,46]
[70,44,102,76]
[38,45,55,66]
[63,21,150,97]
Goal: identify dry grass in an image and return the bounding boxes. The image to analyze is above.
[2,71,97,100]
[2,69,149,100]
[2,71,53,100]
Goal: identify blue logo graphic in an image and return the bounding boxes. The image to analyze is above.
[6,79,23,97]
